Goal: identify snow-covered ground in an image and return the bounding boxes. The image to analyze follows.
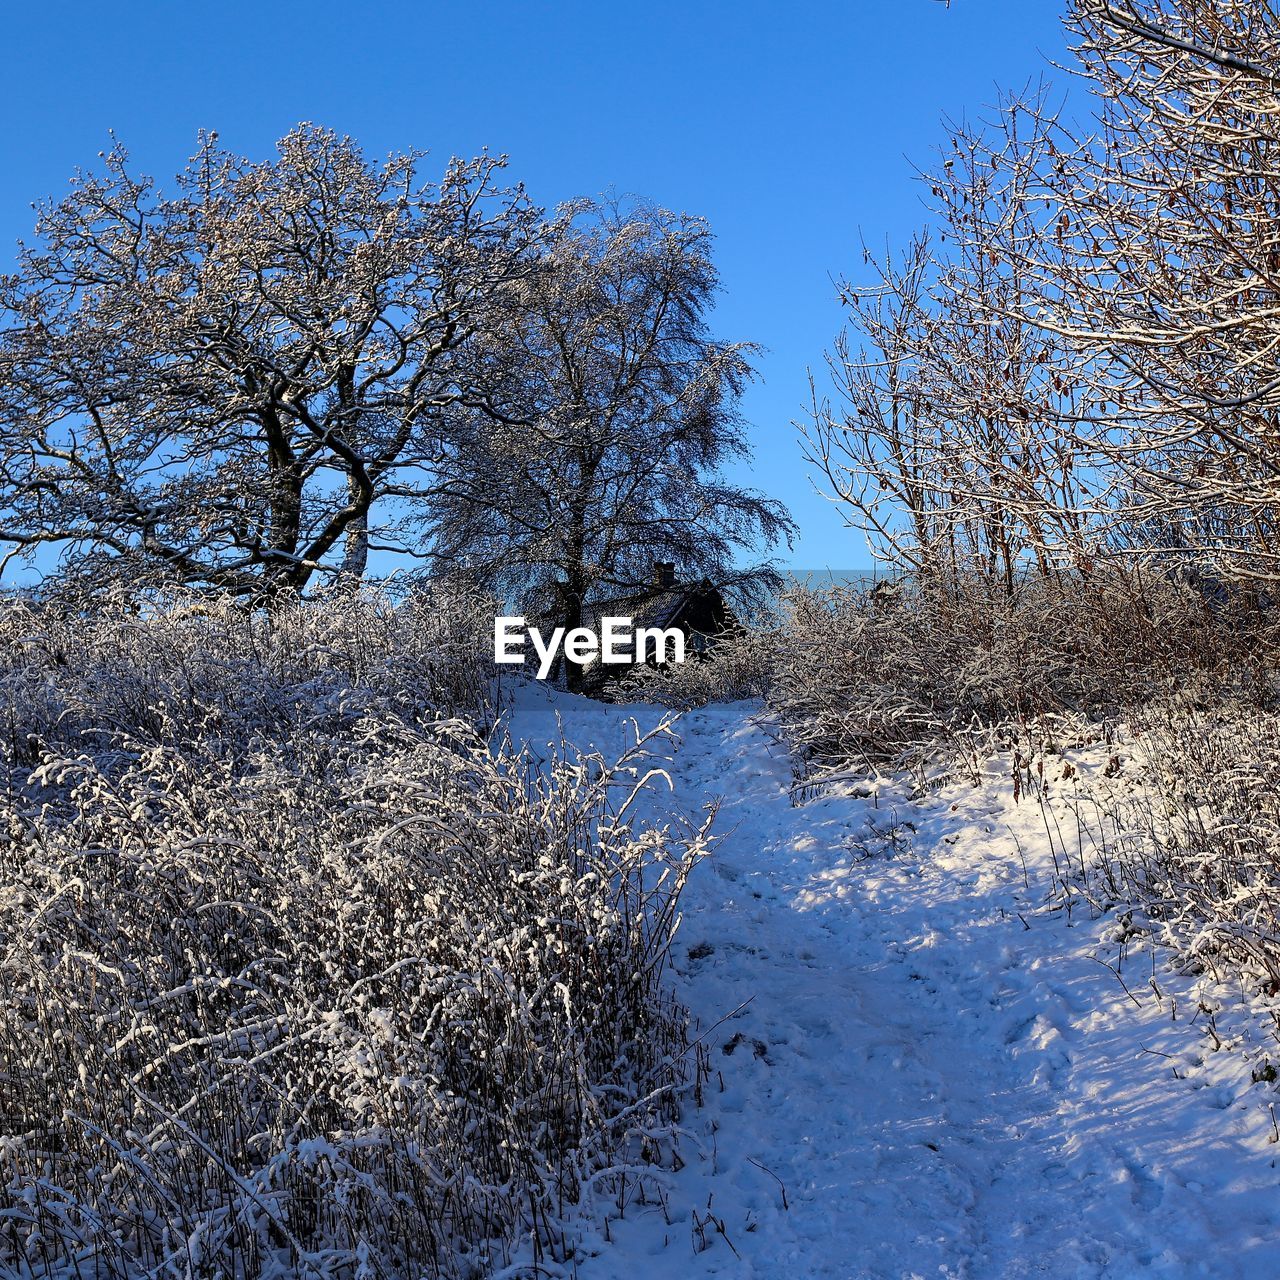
[505,685,1280,1279]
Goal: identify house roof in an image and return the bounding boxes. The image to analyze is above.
[580,586,696,636]
[576,580,725,678]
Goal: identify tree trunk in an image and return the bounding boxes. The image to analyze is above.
[342,494,369,580]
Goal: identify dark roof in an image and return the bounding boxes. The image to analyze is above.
[580,585,700,635]
[577,580,727,680]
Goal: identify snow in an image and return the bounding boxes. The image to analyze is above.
[503,683,1280,1279]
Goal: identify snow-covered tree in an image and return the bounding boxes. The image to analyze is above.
[804,98,1101,590]
[427,198,794,680]
[998,0,1280,579]
[812,0,1280,587]
[0,125,541,598]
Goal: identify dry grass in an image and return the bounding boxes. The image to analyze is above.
[0,586,709,1278]
[752,570,1275,787]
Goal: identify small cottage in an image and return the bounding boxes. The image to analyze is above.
[577,562,732,696]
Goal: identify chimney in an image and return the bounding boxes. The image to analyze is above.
[653,561,676,589]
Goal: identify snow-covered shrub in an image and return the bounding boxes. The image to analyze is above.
[0,579,500,771]
[613,623,778,709]
[609,569,1266,781]
[1049,694,1280,995]
[762,571,1273,782]
[0,591,708,1278]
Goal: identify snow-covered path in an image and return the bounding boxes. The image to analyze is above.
[507,689,1280,1279]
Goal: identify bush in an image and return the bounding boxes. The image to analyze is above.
[0,589,708,1278]
[1048,692,1280,996]
[613,622,777,709]
[0,580,500,772]
[760,570,1276,784]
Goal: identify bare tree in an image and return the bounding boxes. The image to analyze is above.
[802,234,944,577]
[0,125,542,598]
[999,0,1280,579]
[804,97,1102,592]
[428,198,794,682]
[810,0,1280,589]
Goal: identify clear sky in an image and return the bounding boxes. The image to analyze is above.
[0,1,1071,573]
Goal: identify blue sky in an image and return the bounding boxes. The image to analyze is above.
[0,1,1071,573]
